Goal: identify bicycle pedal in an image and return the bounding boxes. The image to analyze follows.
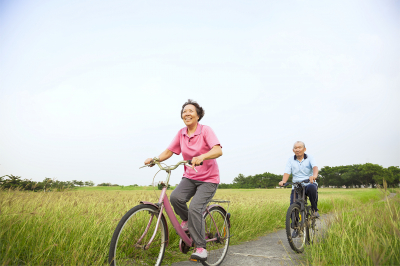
[190,259,198,262]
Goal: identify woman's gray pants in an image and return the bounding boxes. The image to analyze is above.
[170,177,218,249]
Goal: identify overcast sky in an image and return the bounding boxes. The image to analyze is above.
[1,0,399,186]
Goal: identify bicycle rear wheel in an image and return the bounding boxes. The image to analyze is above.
[285,204,306,253]
[306,212,316,245]
[202,206,230,266]
[108,204,167,266]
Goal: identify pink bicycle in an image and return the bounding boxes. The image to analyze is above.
[108,159,231,266]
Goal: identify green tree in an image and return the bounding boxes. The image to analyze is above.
[85,181,94,187]
[387,166,400,187]
[359,163,384,187]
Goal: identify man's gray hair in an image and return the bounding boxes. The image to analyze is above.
[293,141,305,148]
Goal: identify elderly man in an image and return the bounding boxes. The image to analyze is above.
[279,141,319,218]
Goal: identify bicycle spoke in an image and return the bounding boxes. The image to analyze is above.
[307,215,317,245]
[203,207,230,266]
[109,205,166,266]
[286,204,306,253]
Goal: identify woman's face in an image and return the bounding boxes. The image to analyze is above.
[182,104,199,127]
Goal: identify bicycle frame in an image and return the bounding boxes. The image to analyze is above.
[289,180,311,228]
[293,184,307,211]
[138,160,226,250]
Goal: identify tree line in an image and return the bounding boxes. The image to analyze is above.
[219,163,400,189]
[2,163,398,191]
[97,182,120,186]
[219,172,282,189]
[318,163,399,188]
[0,175,95,191]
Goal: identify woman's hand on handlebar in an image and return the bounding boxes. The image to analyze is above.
[144,158,154,167]
[190,155,204,169]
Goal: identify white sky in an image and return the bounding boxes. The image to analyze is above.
[1,0,399,186]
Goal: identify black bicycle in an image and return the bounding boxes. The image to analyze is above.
[283,180,318,253]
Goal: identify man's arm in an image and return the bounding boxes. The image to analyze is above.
[279,158,292,186]
[279,173,290,186]
[309,166,318,183]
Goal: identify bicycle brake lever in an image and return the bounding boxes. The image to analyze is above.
[185,163,198,173]
[139,164,154,169]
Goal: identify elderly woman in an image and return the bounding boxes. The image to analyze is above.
[144,99,223,261]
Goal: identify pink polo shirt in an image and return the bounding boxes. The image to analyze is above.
[167,123,221,184]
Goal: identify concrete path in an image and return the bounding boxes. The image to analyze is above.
[171,215,330,266]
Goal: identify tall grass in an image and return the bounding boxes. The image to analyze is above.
[305,190,400,265]
[0,188,382,265]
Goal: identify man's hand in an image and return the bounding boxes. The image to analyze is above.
[309,176,317,183]
[190,155,205,168]
[279,181,285,187]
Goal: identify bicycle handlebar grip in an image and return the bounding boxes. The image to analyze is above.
[187,160,203,166]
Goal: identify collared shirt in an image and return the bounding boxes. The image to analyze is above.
[167,123,221,184]
[284,154,317,188]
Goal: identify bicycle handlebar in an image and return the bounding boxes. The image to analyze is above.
[187,160,203,166]
[139,158,204,187]
[282,179,310,187]
[140,158,203,172]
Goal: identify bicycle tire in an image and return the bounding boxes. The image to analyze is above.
[306,212,316,245]
[285,203,307,253]
[201,206,230,266]
[108,204,167,266]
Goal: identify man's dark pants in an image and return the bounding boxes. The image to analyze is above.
[290,183,319,212]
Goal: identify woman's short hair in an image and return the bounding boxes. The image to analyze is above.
[181,99,205,121]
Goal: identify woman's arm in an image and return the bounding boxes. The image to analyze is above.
[190,145,222,166]
[144,149,174,165]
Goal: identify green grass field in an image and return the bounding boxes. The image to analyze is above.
[305,189,400,266]
[75,185,158,191]
[0,187,394,265]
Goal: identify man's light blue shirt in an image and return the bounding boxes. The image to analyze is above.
[284,154,317,188]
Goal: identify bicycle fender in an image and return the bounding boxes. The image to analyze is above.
[140,201,160,208]
[140,201,170,247]
[205,204,231,228]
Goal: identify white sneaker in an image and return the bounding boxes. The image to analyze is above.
[190,248,207,261]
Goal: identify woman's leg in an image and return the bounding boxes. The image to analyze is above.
[187,181,218,248]
[170,178,197,221]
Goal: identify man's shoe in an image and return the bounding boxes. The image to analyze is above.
[190,248,207,261]
[313,211,320,218]
[181,220,188,231]
[291,229,299,238]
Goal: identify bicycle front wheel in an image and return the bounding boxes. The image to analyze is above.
[108,204,167,266]
[202,206,230,266]
[285,204,306,253]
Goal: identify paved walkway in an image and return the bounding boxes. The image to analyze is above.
[172,215,330,266]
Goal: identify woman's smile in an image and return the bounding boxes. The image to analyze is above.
[182,104,199,127]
